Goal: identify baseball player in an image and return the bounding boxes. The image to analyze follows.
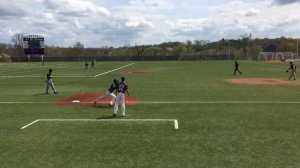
[85,61,89,70]
[233,60,242,75]
[113,77,130,117]
[94,79,118,106]
[90,60,95,70]
[45,69,58,94]
[286,61,296,80]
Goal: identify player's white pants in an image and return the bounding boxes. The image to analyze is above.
[46,80,57,93]
[114,93,126,116]
[95,91,116,104]
[289,70,296,80]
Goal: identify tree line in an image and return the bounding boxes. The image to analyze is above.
[0,33,299,60]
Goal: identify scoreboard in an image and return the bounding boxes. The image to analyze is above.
[23,35,45,55]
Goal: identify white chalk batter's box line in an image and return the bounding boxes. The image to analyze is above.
[20,119,179,130]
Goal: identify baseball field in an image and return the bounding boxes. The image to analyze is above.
[1,61,300,168]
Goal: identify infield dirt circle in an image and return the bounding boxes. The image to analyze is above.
[226,78,297,85]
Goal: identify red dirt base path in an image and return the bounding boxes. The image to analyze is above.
[226,78,296,85]
[55,93,137,106]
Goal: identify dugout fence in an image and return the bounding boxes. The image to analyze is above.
[258,52,299,62]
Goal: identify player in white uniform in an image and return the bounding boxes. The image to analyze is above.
[45,69,58,94]
[94,79,118,106]
[113,77,130,117]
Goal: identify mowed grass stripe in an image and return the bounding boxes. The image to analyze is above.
[2,101,300,104]
[1,61,300,168]
[0,62,135,78]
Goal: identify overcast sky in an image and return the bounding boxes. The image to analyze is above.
[0,0,300,47]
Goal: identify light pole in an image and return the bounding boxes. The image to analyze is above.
[228,40,231,60]
[297,38,299,58]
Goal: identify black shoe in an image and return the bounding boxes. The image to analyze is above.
[113,114,116,117]
[54,92,58,94]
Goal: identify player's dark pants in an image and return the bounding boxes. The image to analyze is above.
[234,68,242,75]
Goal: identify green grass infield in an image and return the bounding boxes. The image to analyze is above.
[1,61,300,168]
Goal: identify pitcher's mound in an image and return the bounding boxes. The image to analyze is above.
[226,78,296,85]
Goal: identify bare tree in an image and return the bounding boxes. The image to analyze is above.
[0,43,5,54]
[135,44,145,60]
[241,33,252,59]
[11,33,25,56]
[73,41,84,49]
[73,41,84,57]
[12,33,24,48]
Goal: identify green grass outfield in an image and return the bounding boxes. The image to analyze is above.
[1,61,300,168]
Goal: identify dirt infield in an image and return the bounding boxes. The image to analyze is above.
[56,93,137,106]
[226,78,296,85]
[122,71,156,75]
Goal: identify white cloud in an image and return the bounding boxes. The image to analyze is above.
[129,0,174,9]
[0,0,300,47]
[44,0,111,17]
[125,17,153,28]
[241,8,260,17]
[0,0,27,17]
[166,18,210,32]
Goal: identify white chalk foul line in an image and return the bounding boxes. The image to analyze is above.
[0,102,52,104]
[94,63,135,77]
[5,101,300,104]
[0,75,93,78]
[20,120,40,129]
[174,120,179,129]
[20,119,179,130]
[138,101,300,104]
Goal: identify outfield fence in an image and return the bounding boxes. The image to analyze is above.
[1,54,227,62]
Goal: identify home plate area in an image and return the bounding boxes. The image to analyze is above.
[55,93,137,107]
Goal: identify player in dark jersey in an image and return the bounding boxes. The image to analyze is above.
[94,79,119,106]
[113,76,130,117]
[85,61,88,70]
[45,69,58,94]
[286,61,296,80]
[91,60,95,70]
[233,60,242,75]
